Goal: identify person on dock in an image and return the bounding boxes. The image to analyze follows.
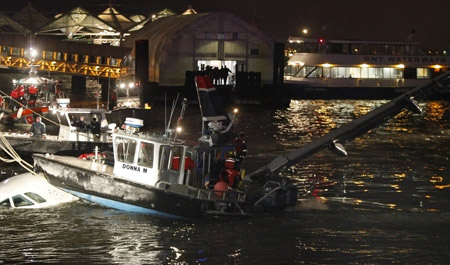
[30,116,46,139]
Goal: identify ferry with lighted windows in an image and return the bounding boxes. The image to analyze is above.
[284,37,449,98]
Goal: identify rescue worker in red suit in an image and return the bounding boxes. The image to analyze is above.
[28,84,38,106]
[172,155,195,185]
[172,156,195,171]
[219,157,241,189]
[9,85,21,110]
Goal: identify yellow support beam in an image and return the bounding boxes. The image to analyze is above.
[0,55,127,79]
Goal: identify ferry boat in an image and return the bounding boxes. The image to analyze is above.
[31,72,450,218]
[284,37,449,98]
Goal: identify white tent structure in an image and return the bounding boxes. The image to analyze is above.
[124,12,274,86]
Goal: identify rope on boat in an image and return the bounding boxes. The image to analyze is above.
[0,130,37,175]
[0,90,60,126]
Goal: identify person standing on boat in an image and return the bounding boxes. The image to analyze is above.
[54,80,62,98]
[28,84,38,106]
[30,116,46,138]
[76,116,88,132]
[219,157,241,189]
[109,89,117,110]
[41,80,50,103]
[90,117,101,138]
[9,85,20,110]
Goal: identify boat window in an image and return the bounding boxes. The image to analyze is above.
[25,192,47,204]
[116,137,137,163]
[159,145,184,171]
[12,195,34,207]
[0,199,11,207]
[138,142,154,168]
[417,68,431,79]
[170,146,184,172]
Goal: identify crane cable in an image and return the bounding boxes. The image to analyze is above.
[0,131,37,176]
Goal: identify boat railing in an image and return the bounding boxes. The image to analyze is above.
[155,180,246,203]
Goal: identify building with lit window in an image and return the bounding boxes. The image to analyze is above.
[123,11,274,87]
[285,37,449,89]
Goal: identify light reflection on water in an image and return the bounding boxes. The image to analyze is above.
[1,99,450,264]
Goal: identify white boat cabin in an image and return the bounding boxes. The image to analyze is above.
[47,107,111,142]
[111,132,234,189]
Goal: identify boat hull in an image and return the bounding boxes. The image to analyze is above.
[32,154,246,218]
[4,135,112,156]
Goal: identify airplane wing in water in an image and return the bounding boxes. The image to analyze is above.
[245,71,450,181]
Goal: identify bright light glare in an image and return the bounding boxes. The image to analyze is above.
[30,48,37,57]
[176,127,182,133]
[233,108,238,114]
[128,82,135,88]
[119,83,125,89]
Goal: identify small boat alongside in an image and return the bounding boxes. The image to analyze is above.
[1,99,113,156]
[0,172,78,209]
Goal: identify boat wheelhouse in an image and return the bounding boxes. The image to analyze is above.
[285,37,449,88]
[33,119,298,218]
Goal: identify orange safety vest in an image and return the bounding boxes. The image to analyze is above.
[18,86,25,97]
[172,156,195,171]
[10,88,19,99]
[28,85,38,94]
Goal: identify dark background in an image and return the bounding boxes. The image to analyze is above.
[0,0,449,51]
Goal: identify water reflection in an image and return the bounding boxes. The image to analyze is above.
[1,99,450,264]
[271,100,450,213]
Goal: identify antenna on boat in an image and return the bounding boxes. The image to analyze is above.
[165,93,180,138]
[174,98,187,141]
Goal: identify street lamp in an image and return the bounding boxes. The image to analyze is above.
[302,28,308,35]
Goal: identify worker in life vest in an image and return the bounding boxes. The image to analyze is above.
[172,156,195,171]
[219,157,241,189]
[10,86,19,100]
[9,85,20,110]
[28,84,38,106]
[17,85,25,98]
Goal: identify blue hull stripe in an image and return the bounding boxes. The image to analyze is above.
[63,188,182,219]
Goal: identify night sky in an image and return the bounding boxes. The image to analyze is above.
[1,0,449,51]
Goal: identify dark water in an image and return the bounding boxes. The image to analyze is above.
[1,100,450,264]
